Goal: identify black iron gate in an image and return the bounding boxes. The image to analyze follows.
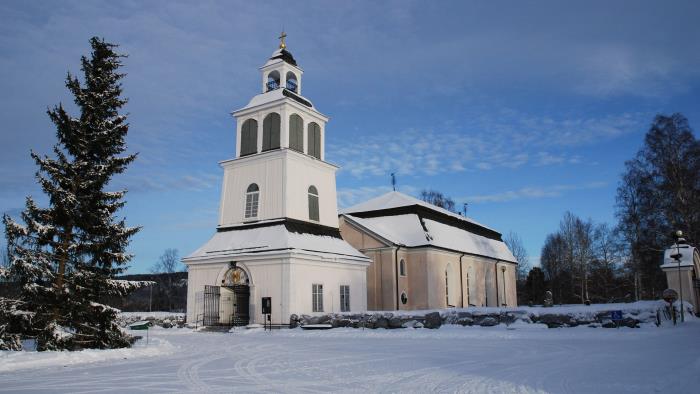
[231,284,250,326]
[203,285,220,326]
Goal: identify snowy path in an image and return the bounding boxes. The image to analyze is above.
[1,322,699,393]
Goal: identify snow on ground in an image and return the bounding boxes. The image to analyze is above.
[119,311,185,319]
[1,322,699,393]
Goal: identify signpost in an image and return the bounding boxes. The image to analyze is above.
[262,297,272,331]
[609,310,623,329]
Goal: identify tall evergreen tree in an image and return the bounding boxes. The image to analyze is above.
[1,37,144,350]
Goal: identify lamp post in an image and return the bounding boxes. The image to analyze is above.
[672,230,685,323]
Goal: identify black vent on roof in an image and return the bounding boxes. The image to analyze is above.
[347,204,503,241]
[270,49,298,66]
[283,89,312,107]
[217,218,342,239]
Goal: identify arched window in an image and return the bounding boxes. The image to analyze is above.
[267,70,280,91]
[289,114,304,152]
[399,259,406,276]
[244,183,259,219]
[308,185,319,221]
[262,113,281,151]
[307,122,321,159]
[240,119,258,156]
[286,71,298,92]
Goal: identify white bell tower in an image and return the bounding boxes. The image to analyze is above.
[219,33,339,229]
[183,35,370,327]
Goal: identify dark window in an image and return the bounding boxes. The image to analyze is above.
[312,284,323,312]
[399,259,406,276]
[340,285,350,312]
[262,113,281,151]
[289,114,304,152]
[286,71,298,92]
[308,185,319,221]
[267,71,280,91]
[240,119,258,156]
[401,292,408,305]
[244,183,259,219]
[307,122,321,159]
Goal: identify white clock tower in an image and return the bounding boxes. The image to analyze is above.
[184,34,370,327]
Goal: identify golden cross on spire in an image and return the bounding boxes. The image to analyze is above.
[278,31,287,49]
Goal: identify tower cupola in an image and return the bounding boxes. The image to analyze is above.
[261,32,303,94]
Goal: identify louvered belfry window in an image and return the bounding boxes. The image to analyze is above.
[307,122,321,159]
[308,185,319,221]
[289,114,304,153]
[240,119,258,156]
[262,113,281,151]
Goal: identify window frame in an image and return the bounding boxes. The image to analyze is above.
[244,183,260,219]
[312,283,324,312]
[308,185,319,222]
[339,285,350,312]
[399,259,407,277]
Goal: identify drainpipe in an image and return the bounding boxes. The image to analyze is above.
[459,253,465,308]
[394,246,401,310]
[494,261,500,307]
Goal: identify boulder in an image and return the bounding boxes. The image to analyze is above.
[477,316,499,327]
[289,314,300,328]
[535,314,575,328]
[455,317,474,326]
[388,317,405,329]
[424,312,442,329]
[374,317,389,329]
[401,319,419,328]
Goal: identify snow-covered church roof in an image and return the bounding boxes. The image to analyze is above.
[340,192,517,263]
[184,219,369,263]
[235,88,316,114]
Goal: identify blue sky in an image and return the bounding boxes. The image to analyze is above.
[1,1,699,273]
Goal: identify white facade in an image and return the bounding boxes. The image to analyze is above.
[218,149,339,228]
[184,37,370,326]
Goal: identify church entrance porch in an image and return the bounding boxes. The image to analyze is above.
[222,285,250,326]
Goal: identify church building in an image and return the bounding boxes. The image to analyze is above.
[183,35,370,326]
[340,192,518,310]
[184,35,518,327]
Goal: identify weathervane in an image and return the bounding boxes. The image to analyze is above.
[279,31,287,49]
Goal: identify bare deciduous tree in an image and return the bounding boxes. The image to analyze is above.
[419,189,457,213]
[151,248,181,274]
[503,231,530,281]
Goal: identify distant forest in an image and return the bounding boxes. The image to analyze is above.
[0,271,187,313]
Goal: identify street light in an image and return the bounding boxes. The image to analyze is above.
[671,230,686,323]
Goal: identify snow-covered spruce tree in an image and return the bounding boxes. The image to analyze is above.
[1,37,146,350]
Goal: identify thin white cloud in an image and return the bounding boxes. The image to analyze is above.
[328,111,647,179]
[464,182,608,203]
